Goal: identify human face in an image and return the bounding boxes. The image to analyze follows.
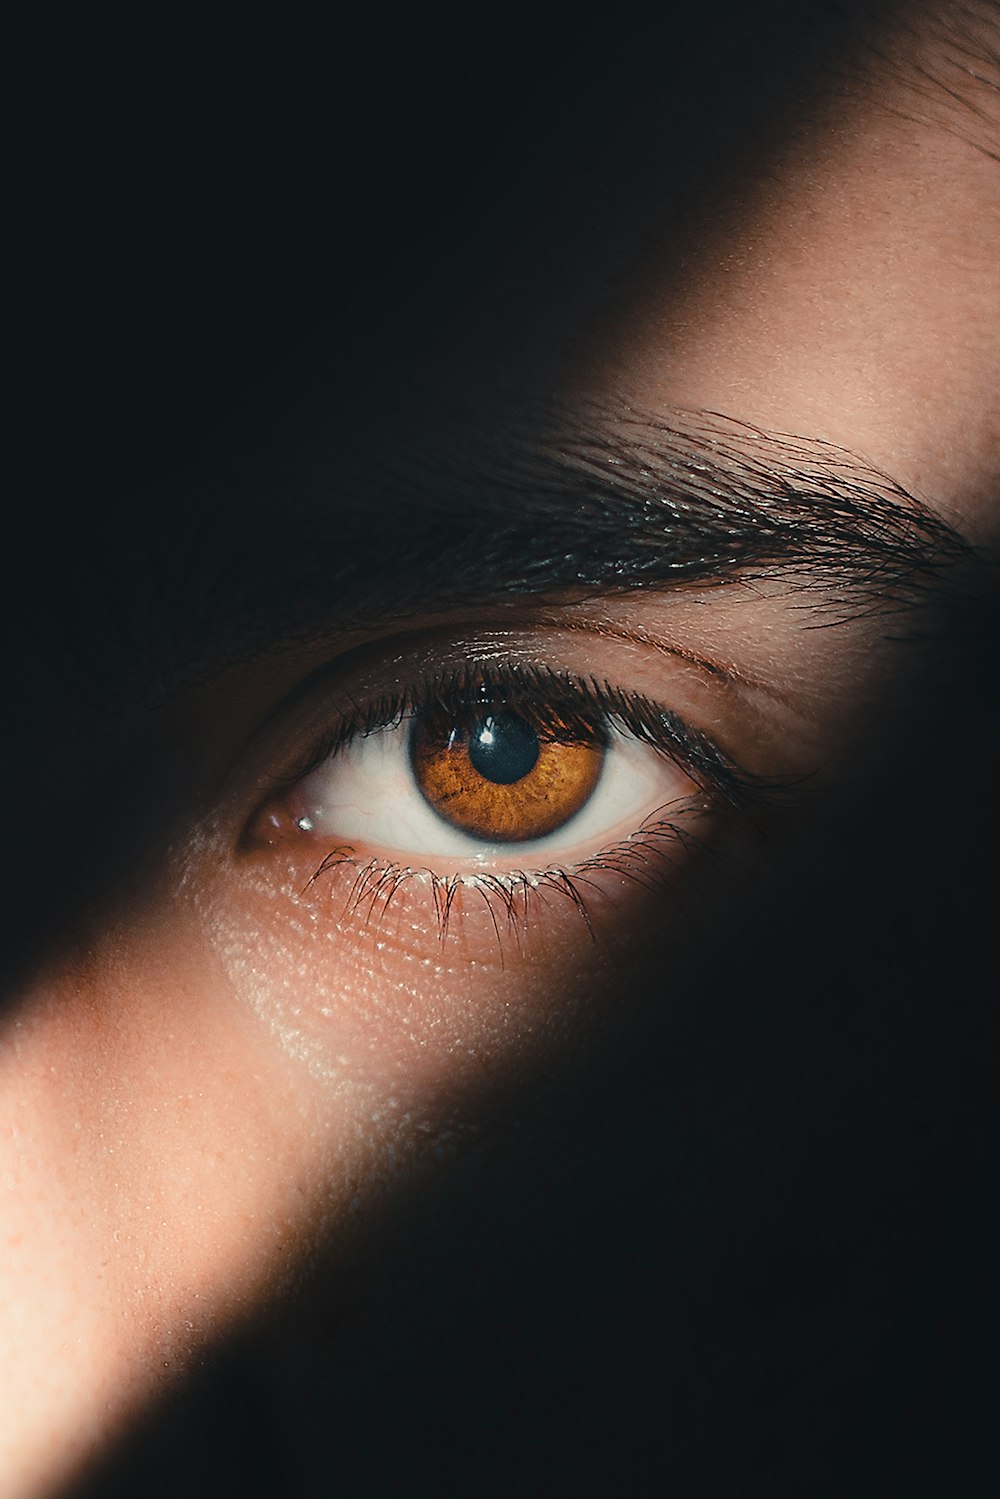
[2,3,998,1494]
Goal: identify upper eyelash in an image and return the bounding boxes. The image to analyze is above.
[286,659,767,808]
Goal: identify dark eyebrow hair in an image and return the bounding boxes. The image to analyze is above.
[853,0,1000,165]
[53,399,972,708]
[371,399,969,589]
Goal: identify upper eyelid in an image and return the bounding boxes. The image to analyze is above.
[563,616,831,717]
[225,614,707,771]
[280,661,771,823]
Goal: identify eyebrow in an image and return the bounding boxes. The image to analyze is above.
[62,400,973,705]
[871,0,1000,166]
[232,399,970,607]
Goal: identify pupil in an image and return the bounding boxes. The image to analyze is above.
[467,711,540,785]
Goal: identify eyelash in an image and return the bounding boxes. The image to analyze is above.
[291,661,749,799]
[274,660,765,946]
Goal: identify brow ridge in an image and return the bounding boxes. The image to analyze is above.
[41,400,974,709]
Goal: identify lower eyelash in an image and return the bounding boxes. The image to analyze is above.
[301,801,714,954]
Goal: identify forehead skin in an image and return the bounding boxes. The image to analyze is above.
[604,5,1000,538]
[454,1,1000,542]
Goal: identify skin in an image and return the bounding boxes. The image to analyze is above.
[2,3,997,1494]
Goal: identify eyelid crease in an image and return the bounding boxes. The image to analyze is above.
[559,614,840,716]
[527,610,807,703]
[240,600,760,752]
[526,613,733,677]
[522,599,875,724]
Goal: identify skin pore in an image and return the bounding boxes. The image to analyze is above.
[1,3,997,1495]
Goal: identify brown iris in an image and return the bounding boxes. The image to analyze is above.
[409,706,605,842]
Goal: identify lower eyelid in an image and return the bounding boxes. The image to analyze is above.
[182,799,719,1092]
[248,794,716,960]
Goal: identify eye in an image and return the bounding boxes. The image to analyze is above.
[203,633,781,1076]
[247,661,742,873]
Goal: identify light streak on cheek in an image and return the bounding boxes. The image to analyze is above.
[181,832,375,1091]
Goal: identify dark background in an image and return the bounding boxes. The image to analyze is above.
[7,2,997,1493]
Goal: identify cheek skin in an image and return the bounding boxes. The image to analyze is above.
[184,833,671,1097]
[5,858,576,1496]
[1,805,699,1497]
[0,911,339,1496]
